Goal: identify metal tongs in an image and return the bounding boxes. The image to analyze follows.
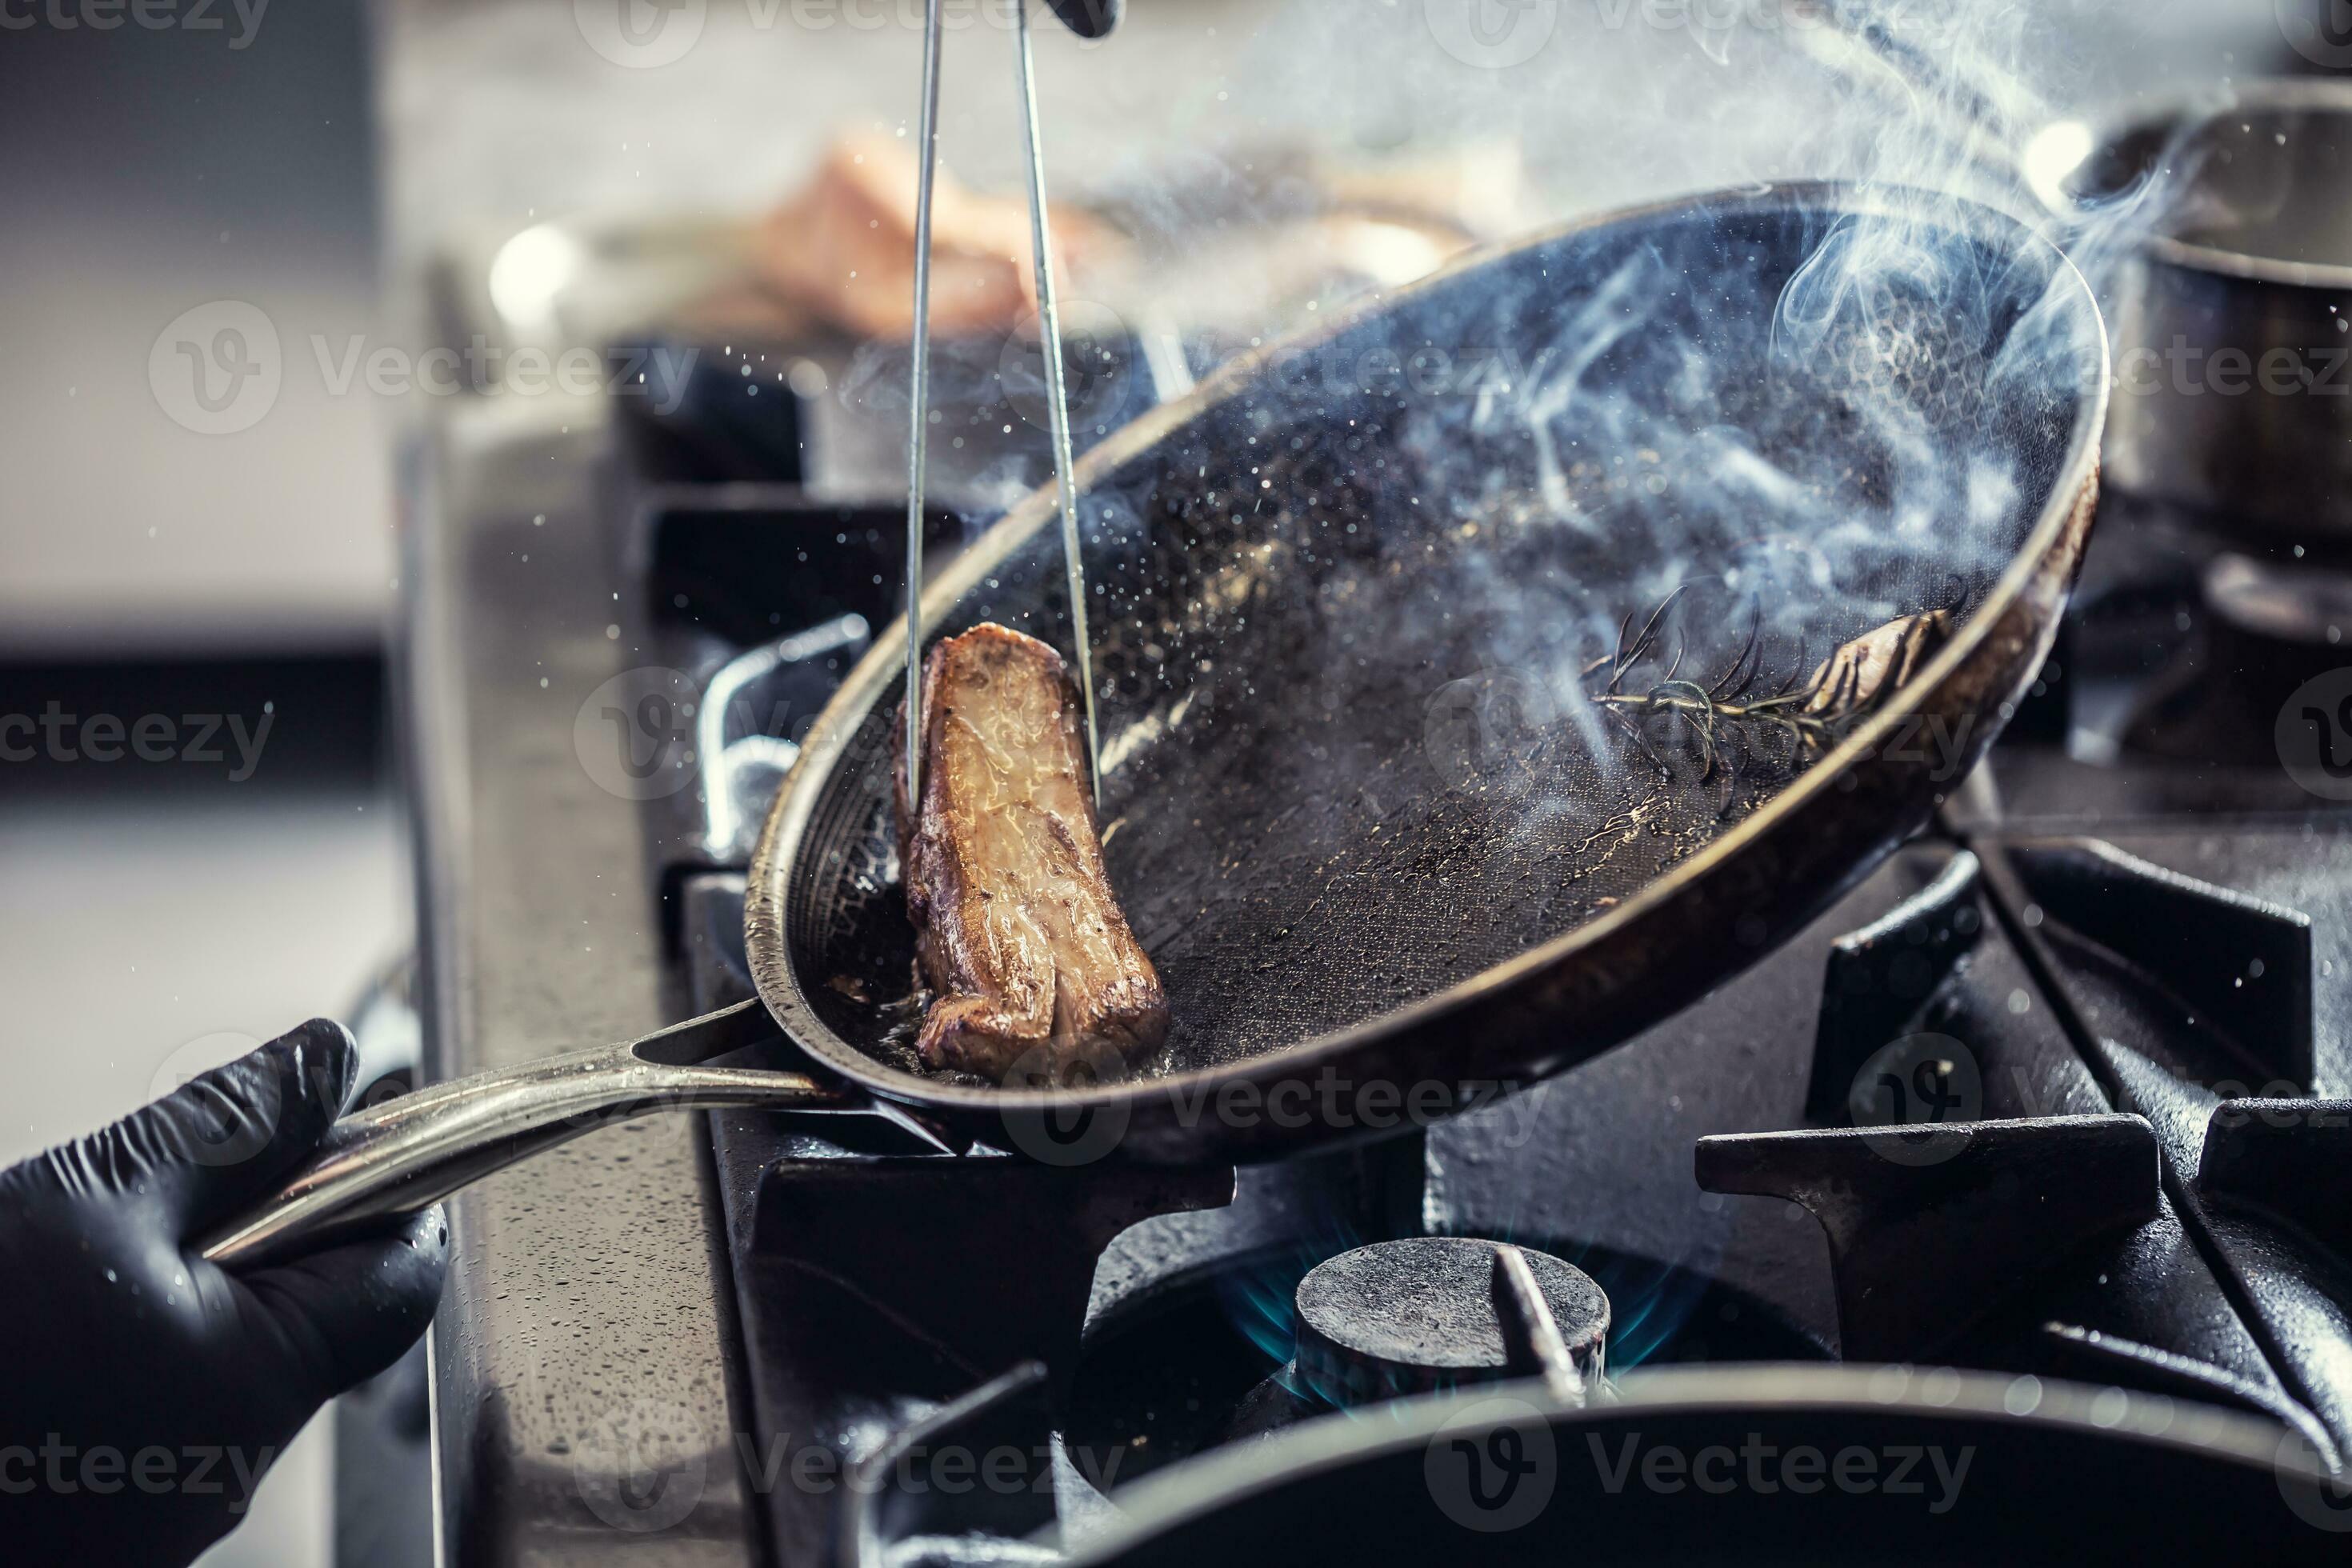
[904,0,1121,810]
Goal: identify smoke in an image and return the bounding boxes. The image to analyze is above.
[1064,0,2189,896]
[850,1,2207,1067]
[1282,0,2170,804]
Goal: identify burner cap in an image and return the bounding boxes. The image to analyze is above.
[2206,551,2352,647]
[1293,1238,1608,1408]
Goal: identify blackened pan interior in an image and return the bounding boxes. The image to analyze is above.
[776,184,2101,1086]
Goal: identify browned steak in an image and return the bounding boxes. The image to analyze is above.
[893,624,1169,1082]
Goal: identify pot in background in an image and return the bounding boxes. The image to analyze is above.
[2031,78,2352,548]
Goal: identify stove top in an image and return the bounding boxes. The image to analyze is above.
[408,317,2352,1562]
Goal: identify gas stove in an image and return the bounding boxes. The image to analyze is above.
[403,318,2352,1563]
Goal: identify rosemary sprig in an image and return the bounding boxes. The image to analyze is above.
[1588,593,1952,784]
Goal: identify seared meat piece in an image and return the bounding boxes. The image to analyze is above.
[894,624,1169,1082]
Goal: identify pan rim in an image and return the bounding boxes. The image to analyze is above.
[1058,1362,2300,1566]
[744,177,2110,1122]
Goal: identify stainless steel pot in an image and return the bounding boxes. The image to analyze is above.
[2031,78,2352,544]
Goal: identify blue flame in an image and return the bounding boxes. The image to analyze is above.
[1573,1246,1713,1372]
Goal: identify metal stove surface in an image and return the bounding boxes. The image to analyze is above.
[412,310,2352,1561]
[633,481,2352,1562]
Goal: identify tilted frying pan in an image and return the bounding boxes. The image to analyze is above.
[205,181,2106,1266]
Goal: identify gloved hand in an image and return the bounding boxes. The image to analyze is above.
[0,1020,447,1568]
[1042,0,1122,38]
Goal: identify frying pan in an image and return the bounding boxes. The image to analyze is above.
[203,180,2106,1267]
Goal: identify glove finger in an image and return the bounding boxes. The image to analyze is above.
[233,1204,450,1411]
[84,1019,358,1235]
[1043,0,1121,38]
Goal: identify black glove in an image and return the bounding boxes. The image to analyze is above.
[0,1020,447,1567]
[1043,0,1122,38]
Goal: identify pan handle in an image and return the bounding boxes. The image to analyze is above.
[198,1000,845,1270]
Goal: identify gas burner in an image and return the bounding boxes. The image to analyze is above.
[2205,550,2352,648]
[1292,1238,1610,1409]
[2122,550,2352,762]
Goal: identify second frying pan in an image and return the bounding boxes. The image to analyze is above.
[206,180,2106,1266]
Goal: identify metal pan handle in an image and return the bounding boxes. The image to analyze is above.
[199,999,844,1269]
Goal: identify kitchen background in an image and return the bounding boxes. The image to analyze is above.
[0,0,2334,1561]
